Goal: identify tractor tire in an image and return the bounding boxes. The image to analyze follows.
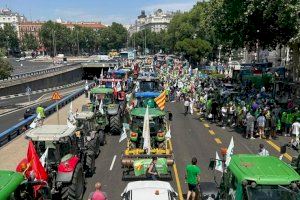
[85,151,95,176]
[110,114,121,135]
[61,163,85,200]
[99,130,105,146]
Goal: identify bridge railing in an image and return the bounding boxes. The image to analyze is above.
[0,82,94,147]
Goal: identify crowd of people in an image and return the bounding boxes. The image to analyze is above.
[159,61,300,150]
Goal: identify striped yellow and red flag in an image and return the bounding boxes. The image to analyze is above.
[155,90,166,110]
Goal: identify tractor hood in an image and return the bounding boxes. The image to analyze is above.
[107,104,119,115]
[0,170,24,200]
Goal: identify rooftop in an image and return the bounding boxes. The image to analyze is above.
[229,154,300,185]
[25,125,76,141]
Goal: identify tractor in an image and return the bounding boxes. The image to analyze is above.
[205,154,300,200]
[135,76,162,93]
[22,125,87,199]
[90,87,122,134]
[121,107,174,180]
[75,110,106,148]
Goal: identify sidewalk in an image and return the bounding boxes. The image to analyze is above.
[0,94,89,171]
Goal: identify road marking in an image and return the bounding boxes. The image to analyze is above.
[204,123,210,128]
[169,140,183,200]
[266,140,292,161]
[37,93,48,101]
[109,155,117,171]
[209,130,215,135]
[214,138,222,144]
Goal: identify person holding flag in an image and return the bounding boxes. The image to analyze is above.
[16,140,48,197]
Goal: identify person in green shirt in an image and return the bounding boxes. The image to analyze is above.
[36,105,45,125]
[185,157,201,200]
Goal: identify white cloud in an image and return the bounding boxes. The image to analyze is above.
[142,2,195,13]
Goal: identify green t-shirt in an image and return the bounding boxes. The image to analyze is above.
[186,164,201,185]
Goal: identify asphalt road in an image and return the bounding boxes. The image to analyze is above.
[0,83,85,133]
[81,102,298,200]
[9,58,55,75]
[1,94,298,199]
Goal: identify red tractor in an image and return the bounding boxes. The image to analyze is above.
[17,125,87,199]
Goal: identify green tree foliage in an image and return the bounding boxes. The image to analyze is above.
[39,21,127,55]
[21,33,38,51]
[0,49,13,78]
[211,0,299,50]
[97,22,128,53]
[0,24,19,50]
[129,29,169,54]
[39,21,72,56]
[175,38,212,63]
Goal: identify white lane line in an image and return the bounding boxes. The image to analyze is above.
[109,155,117,171]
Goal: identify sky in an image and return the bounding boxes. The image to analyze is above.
[0,0,197,25]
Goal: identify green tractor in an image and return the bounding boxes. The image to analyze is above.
[204,154,300,200]
[121,107,174,180]
[90,87,122,134]
[0,170,52,200]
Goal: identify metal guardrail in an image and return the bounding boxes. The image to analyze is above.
[0,63,80,82]
[0,82,94,147]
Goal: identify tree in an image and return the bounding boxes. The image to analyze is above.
[21,33,38,51]
[0,24,19,51]
[96,22,127,53]
[39,21,72,56]
[0,49,13,79]
[175,38,212,64]
[211,0,299,50]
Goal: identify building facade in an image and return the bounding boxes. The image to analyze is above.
[128,9,174,35]
[0,8,26,37]
[19,19,106,51]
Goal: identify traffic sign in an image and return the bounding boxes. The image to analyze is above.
[52,91,62,100]
[25,86,31,95]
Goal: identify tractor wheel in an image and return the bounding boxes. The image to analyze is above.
[85,151,95,176]
[99,130,105,146]
[110,114,121,135]
[61,163,85,200]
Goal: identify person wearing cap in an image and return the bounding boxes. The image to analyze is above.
[258,144,269,156]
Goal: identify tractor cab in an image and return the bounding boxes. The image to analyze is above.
[23,125,85,199]
[75,111,106,147]
[136,76,161,93]
[205,154,300,200]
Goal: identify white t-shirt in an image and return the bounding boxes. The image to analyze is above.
[184,100,190,107]
[292,122,300,136]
